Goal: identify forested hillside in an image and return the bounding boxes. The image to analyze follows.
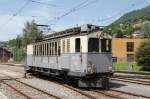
[105,5,150,38]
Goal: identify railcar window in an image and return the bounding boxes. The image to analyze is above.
[44,43,45,56]
[38,45,40,56]
[52,42,54,56]
[44,43,46,56]
[88,38,99,52]
[46,43,48,56]
[101,39,111,52]
[67,39,70,53]
[62,40,65,53]
[36,45,37,56]
[55,42,57,55]
[49,43,51,56]
[39,44,42,56]
[58,41,61,55]
[36,45,38,56]
[75,38,80,52]
[45,43,47,56]
[42,44,44,56]
[33,45,35,56]
[35,45,37,56]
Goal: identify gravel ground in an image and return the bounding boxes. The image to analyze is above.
[19,78,91,99]
[1,64,150,99]
[0,82,27,99]
[0,91,8,99]
[82,90,115,99]
[110,80,150,98]
[1,80,56,99]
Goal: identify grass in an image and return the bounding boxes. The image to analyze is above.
[113,62,142,72]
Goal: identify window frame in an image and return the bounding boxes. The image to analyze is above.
[126,42,134,52]
[75,38,81,52]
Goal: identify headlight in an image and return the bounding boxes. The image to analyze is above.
[87,66,92,72]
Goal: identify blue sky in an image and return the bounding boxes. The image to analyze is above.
[0,0,150,41]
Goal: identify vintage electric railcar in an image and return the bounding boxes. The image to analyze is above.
[25,24,113,88]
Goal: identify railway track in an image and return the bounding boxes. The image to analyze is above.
[62,84,150,99]
[110,89,150,99]
[0,73,60,99]
[1,70,150,99]
[114,72,150,79]
[112,77,150,86]
[35,75,149,99]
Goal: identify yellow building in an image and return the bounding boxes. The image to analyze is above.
[112,38,144,62]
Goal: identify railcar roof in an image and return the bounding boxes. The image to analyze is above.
[43,24,102,40]
[29,24,111,45]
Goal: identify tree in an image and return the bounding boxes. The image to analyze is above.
[22,20,43,47]
[142,21,150,38]
[105,24,125,38]
[136,39,150,70]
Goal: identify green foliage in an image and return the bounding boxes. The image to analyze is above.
[114,5,150,25]
[113,62,141,72]
[136,39,150,70]
[6,20,43,62]
[104,23,134,38]
[12,47,26,62]
[0,41,8,48]
[105,5,150,37]
[142,21,150,38]
[22,20,43,47]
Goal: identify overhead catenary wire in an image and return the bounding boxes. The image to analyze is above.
[0,0,31,30]
[96,0,147,23]
[29,0,59,7]
[47,0,99,26]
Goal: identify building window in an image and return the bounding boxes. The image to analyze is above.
[67,39,70,53]
[127,54,134,62]
[75,38,80,52]
[127,42,134,52]
[112,57,117,62]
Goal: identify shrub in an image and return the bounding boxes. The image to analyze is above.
[136,39,150,70]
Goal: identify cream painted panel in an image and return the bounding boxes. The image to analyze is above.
[70,37,75,53]
[27,45,33,55]
[70,35,88,53]
[81,36,88,53]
